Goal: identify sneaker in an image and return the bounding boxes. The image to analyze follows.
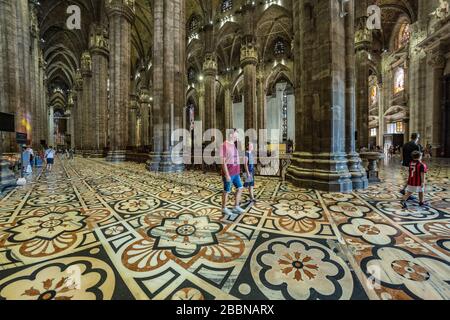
[401,201,408,209]
[419,202,428,207]
[400,189,406,196]
[234,206,245,214]
[222,208,234,216]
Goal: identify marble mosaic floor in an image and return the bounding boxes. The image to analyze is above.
[0,157,449,300]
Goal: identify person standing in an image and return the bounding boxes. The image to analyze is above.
[401,151,428,208]
[401,133,423,195]
[22,146,33,175]
[221,129,245,216]
[45,146,55,172]
[244,141,256,203]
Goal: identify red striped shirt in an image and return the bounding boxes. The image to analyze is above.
[408,161,427,187]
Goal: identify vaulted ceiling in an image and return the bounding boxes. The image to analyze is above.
[36,0,419,106]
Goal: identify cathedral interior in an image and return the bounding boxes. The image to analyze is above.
[0,0,449,301]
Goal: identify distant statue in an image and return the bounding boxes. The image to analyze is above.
[430,0,449,20]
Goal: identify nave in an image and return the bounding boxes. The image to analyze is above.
[0,158,449,300]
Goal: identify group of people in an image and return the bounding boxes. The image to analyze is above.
[21,145,56,175]
[220,129,256,216]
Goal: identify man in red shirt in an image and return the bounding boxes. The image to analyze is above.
[401,151,428,208]
[221,129,245,216]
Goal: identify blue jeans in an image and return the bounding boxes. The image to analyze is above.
[223,175,243,193]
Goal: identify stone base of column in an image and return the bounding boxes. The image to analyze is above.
[0,158,16,191]
[347,152,369,190]
[286,152,353,192]
[147,152,184,173]
[106,150,126,162]
[89,150,105,158]
[82,150,92,158]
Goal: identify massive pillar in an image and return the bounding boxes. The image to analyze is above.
[148,0,186,172]
[16,0,32,141]
[74,70,83,151]
[128,94,138,149]
[345,1,369,190]
[257,66,267,131]
[90,24,109,157]
[241,43,258,132]
[80,51,93,155]
[287,0,355,192]
[0,0,20,152]
[355,3,371,150]
[223,78,233,130]
[139,89,151,148]
[203,53,217,131]
[106,0,135,162]
[428,52,446,156]
[30,5,40,148]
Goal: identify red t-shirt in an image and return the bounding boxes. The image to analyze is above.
[408,161,427,187]
[220,142,240,177]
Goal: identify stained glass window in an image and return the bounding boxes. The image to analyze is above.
[274,40,286,55]
[188,16,199,33]
[282,91,288,142]
[394,67,405,94]
[221,0,233,13]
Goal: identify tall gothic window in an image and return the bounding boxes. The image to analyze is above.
[396,23,411,50]
[274,39,286,55]
[188,67,197,83]
[188,16,199,34]
[221,0,233,13]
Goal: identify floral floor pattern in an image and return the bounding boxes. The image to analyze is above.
[0,157,449,300]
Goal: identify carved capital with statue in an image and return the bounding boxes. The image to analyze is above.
[90,24,109,56]
[240,43,258,67]
[81,51,92,77]
[203,53,217,76]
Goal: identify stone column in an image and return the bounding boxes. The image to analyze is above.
[38,50,46,146]
[0,0,19,152]
[15,0,32,140]
[148,0,186,172]
[74,69,84,151]
[287,0,353,192]
[203,53,217,131]
[81,51,93,156]
[428,52,446,156]
[48,105,54,147]
[355,13,372,150]
[139,89,151,147]
[90,24,109,157]
[67,92,75,149]
[106,0,135,162]
[197,84,205,125]
[241,43,258,133]
[257,66,267,132]
[30,4,39,148]
[128,94,138,149]
[345,1,369,189]
[223,78,233,130]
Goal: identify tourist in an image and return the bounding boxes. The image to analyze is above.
[22,146,33,175]
[244,141,256,203]
[45,146,55,172]
[221,129,245,216]
[401,151,428,208]
[401,133,422,195]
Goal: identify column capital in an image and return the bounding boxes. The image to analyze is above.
[81,51,92,77]
[428,52,446,69]
[203,53,217,75]
[130,94,139,110]
[106,0,135,22]
[90,24,109,56]
[30,6,39,38]
[240,43,258,67]
[75,69,84,91]
[139,89,152,104]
